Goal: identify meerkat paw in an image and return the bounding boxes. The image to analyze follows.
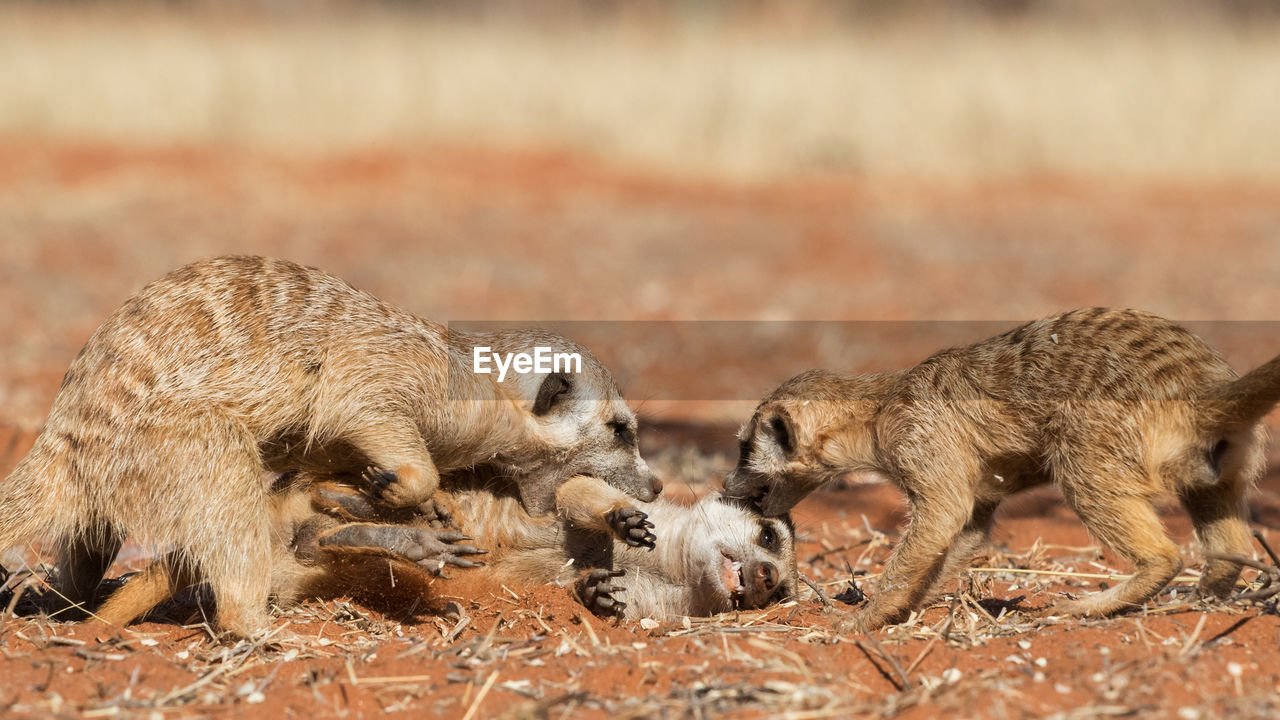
[401,529,488,577]
[836,609,883,635]
[360,464,435,509]
[834,597,905,634]
[214,609,274,641]
[605,507,656,549]
[317,524,487,576]
[576,568,628,619]
[1049,592,1129,619]
[313,482,380,521]
[414,496,456,530]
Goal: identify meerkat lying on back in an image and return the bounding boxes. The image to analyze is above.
[0,256,660,637]
[97,470,798,624]
[444,474,797,618]
[726,308,1280,631]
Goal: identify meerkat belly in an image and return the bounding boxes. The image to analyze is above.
[449,491,563,561]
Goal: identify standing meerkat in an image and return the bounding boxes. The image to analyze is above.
[725,308,1280,631]
[99,469,797,624]
[0,256,660,637]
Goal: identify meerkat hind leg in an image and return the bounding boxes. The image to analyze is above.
[192,521,274,638]
[1053,489,1182,618]
[1180,478,1253,598]
[180,444,277,638]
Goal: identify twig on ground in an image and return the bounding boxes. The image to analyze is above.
[460,670,500,720]
[858,631,912,691]
[904,608,954,677]
[801,575,834,609]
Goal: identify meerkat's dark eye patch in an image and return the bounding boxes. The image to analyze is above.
[609,418,636,447]
[533,372,572,416]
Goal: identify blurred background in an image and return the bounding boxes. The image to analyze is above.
[2,0,1280,432]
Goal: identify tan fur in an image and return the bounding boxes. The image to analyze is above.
[553,475,636,533]
[0,256,658,637]
[97,473,798,624]
[725,308,1280,630]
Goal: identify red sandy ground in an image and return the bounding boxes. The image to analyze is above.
[3,142,1280,718]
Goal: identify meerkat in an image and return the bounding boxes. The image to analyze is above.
[448,474,797,619]
[725,308,1280,631]
[0,256,660,637]
[95,469,798,624]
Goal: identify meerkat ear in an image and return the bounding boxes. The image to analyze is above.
[533,372,572,416]
[736,416,759,465]
[764,410,796,458]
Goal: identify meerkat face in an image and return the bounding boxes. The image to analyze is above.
[686,494,797,615]
[726,370,877,516]
[485,331,661,514]
[524,369,659,500]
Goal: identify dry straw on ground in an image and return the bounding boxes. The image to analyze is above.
[3,471,1280,719]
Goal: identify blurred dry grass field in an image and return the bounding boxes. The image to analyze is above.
[2,2,1280,180]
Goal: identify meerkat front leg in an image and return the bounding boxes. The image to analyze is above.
[575,568,628,619]
[852,494,974,633]
[915,500,1000,603]
[555,475,656,549]
[344,417,440,509]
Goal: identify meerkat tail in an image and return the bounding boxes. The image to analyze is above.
[1203,353,1280,431]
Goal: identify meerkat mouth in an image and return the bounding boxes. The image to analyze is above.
[718,549,746,609]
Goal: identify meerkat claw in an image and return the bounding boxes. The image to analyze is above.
[419,554,486,575]
[360,465,400,500]
[318,524,487,575]
[577,568,628,619]
[607,508,657,550]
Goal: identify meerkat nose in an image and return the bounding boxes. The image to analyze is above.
[756,562,778,592]
[650,474,664,496]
